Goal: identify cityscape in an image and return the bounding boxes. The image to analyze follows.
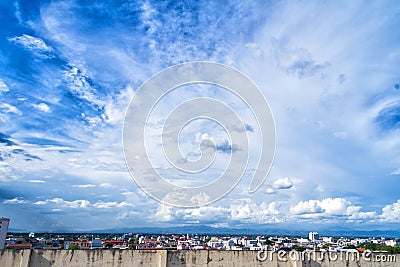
[1,218,400,255]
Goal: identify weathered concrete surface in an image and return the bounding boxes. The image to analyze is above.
[1,249,164,267]
[168,251,270,266]
[0,250,399,267]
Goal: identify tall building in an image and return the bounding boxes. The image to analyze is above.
[308,232,319,241]
[0,218,10,249]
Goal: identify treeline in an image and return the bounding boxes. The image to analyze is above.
[361,243,400,254]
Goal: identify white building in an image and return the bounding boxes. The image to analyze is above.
[0,218,10,249]
[309,232,319,241]
[296,238,309,245]
[322,237,333,243]
[223,239,236,249]
[241,239,258,247]
[384,240,397,247]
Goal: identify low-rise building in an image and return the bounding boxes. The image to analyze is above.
[0,218,10,249]
[90,238,103,249]
[309,232,319,241]
[7,243,32,249]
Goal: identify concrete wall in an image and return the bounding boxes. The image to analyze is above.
[0,249,398,267]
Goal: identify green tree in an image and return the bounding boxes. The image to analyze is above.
[361,242,377,251]
[292,245,306,252]
[69,243,79,250]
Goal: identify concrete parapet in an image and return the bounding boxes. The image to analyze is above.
[0,249,398,267]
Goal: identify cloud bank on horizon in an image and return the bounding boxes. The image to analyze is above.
[0,0,399,231]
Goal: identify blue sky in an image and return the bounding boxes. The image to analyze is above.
[0,0,400,232]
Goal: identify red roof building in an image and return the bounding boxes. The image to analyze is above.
[7,243,32,249]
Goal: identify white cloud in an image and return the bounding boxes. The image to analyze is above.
[8,34,54,58]
[0,80,9,94]
[154,204,175,222]
[231,200,282,223]
[28,179,46,183]
[32,197,132,211]
[32,103,50,113]
[3,197,28,204]
[273,38,330,78]
[291,200,323,215]
[349,211,378,220]
[152,198,283,224]
[33,200,48,205]
[181,206,230,222]
[265,188,275,194]
[319,198,356,216]
[72,184,96,189]
[93,201,132,209]
[0,103,21,114]
[49,198,90,208]
[102,86,134,125]
[99,183,116,188]
[381,200,400,222]
[272,177,293,189]
[290,197,378,222]
[390,168,400,175]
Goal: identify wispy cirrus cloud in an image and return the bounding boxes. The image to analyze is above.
[8,34,54,59]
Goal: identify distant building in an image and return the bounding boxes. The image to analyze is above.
[138,236,145,244]
[7,243,32,249]
[102,239,124,248]
[177,243,189,250]
[0,218,10,249]
[90,238,103,249]
[384,240,397,247]
[223,239,236,250]
[308,232,319,241]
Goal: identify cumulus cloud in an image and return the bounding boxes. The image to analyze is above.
[32,197,133,211]
[381,200,400,222]
[272,177,293,189]
[152,199,282,224]
[181,206,230,222]
[154,204,175,222]
[32,103,50,113]
[290,200,323,215]
[231,200,282,223]
[265,188,275,194]
[49,198,90,208]
[290,197,379,222]
[3,197,28,204]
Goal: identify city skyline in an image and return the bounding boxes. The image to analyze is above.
[0,0,400,231]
